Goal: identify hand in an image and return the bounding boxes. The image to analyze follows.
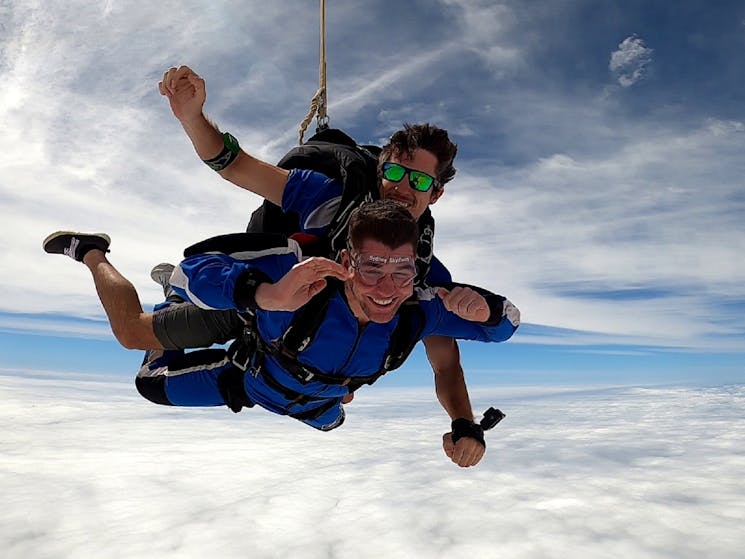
[255,257,351,312]
[443,431,485,468]
[437,286,489,322]
[159,65,206,124]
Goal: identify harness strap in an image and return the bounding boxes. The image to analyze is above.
[225,282,426,407]
[289,398,340,422]
[227,332,327,407]
[263,342,385,391]
[254,362,328,407]
[280,281,337,354]
[216,367,254,414]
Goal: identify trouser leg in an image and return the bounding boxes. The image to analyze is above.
[135,347,232,407]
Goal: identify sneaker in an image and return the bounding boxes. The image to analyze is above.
[150,262,176,299]
[43,231,111,262]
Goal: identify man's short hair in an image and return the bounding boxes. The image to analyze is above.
[348,199,418,252]
[378,123,458,190]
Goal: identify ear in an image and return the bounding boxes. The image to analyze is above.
[429,187,444,205]
[340,248,351,267]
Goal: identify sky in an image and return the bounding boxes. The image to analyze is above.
[2,3,745,557]
[1,0,745,385]
[2,371,744,558]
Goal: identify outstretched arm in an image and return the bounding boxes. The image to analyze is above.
[159,65,288,206]
[423,335,485,468]
[419,284,520,466]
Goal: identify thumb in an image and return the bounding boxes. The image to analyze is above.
[442,432,455,457]
[437,287,450,300]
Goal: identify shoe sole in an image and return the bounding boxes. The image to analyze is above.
[150,263,175,285]
[42,231,111,253]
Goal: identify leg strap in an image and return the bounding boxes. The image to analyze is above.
[217,367,254,413]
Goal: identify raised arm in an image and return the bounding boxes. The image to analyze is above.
[159,65,288,206]
[170,248,348,314]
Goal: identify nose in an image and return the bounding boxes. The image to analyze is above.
[374,273,397,295]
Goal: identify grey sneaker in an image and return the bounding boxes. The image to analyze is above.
[43,231,111,262]
[150,263,176,299]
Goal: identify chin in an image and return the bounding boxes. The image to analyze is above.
[367,305,401,324]
[368,312,397,324]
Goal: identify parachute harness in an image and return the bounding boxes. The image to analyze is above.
[298,0,329,144]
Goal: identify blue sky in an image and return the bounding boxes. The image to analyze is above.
[1,0,744,386]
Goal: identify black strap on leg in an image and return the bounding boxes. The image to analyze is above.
[216,367,254,413]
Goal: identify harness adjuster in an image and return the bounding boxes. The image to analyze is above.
[230,352,251,372]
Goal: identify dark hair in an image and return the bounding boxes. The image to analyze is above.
[348,199,418,252]
[378,123,458,190]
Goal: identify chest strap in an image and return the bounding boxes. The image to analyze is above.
[226,287,425,400]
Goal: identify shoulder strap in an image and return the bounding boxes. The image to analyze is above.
[381,301,426,372]
[415,210,435,287]
[279,279,339,355]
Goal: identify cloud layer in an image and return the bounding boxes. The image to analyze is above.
[2,371,744,558]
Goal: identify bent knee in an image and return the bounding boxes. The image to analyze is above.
[112,315,162,350]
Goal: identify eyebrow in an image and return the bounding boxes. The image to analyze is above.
[361,259,414,265]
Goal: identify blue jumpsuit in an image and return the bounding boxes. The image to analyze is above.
[137,234,520,431]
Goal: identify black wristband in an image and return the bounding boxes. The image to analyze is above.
[203,132,240,171]
[233,269,273,311]
[483,294,507,326]
[451,418,486,448]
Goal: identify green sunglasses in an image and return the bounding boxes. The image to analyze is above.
[381,162,438,193]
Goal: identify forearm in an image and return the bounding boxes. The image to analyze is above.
[179,112,225,161]
[179,114,288,206]
[424,335,475,421]
[435,364,475,421]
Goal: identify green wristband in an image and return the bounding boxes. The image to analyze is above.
[203,132,240,171]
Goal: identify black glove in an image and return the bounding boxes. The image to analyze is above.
[451,418,485,448]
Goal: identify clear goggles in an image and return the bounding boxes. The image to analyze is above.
[349,252,417,288]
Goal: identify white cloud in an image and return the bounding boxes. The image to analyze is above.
[707,118,745,136]
[432,118,745,349]
[2,372,744,558]
[609,35,654,87]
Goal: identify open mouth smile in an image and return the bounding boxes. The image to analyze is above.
[384,195,413,209]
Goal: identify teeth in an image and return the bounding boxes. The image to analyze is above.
[372,297,394,306]
[387,196,411,208]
